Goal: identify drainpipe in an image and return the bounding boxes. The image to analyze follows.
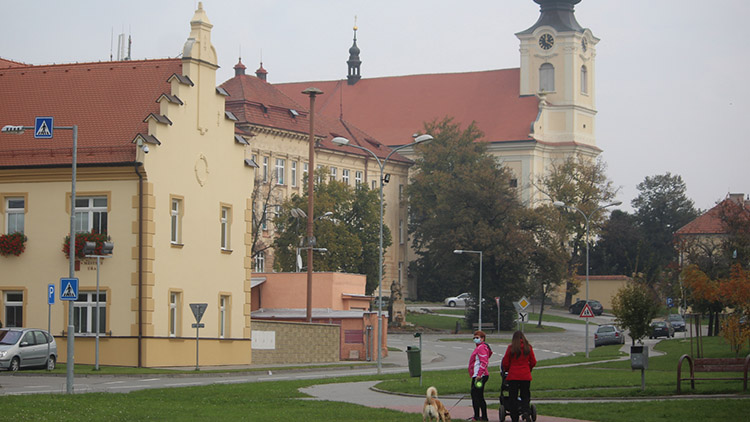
[134,161,144,367]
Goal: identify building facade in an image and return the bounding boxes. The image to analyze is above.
[0,4,254,367]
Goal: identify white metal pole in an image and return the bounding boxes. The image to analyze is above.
[585,217,590,358]
[478,251,483,329]
[66,125,78,393]
[95,255,101,370]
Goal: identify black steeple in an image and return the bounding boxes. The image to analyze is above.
[517,0,584,35]
[347,22,361,85]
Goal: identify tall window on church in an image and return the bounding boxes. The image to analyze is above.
[539,63,555,92]
[581,65,588,94]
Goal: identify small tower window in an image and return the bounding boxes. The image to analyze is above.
[539,63,555,92]
[581,65,588,94]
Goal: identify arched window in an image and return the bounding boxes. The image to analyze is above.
[581,65,588,94]
[539,63,554,92]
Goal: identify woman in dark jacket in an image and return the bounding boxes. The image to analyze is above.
[501,331,537,422]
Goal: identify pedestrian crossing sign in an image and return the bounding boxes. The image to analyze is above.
[60,278,79,301]
[34,117,53,139]
[579,303,595,318]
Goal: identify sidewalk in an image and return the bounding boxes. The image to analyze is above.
[301,381,589,422]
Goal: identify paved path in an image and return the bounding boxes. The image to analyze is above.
[301,381,589,422]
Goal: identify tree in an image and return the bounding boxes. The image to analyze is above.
[407,117,534,329]
[526,205,569,328]
[631,173,699,288]
[250,170,283,264]
[589,210,643,277]
[536,155,617,307]
[272,167,389,293]
[611,282,661,345]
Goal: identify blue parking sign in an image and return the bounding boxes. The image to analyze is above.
[666,297,674,308]
[48,284,55,305]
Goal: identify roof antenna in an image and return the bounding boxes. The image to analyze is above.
[126,25,132,61]
[110,27,114,61]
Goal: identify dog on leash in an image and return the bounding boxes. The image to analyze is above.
[423,386,451,422]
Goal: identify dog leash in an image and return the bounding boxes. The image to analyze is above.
[447,394,468,412]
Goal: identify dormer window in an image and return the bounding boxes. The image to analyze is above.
[289,109,299,118]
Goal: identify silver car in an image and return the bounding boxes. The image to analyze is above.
[0,328,57,372]
[444,293,471,307]
[594,324,626,347]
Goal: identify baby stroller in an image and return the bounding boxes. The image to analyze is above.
[498,371,537,422]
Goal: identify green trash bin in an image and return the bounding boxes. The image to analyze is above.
[406,345,421,377]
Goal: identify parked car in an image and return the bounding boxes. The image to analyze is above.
[0,328,57,372]
[649,320,675,339]
[667,313,686,332]
[594,324,626,347]
[569,299,604,316]
[444,293,471,307]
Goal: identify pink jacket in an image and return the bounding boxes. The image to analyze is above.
[468,342,492,378]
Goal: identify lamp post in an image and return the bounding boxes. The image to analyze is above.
[454,250,483,329]
[83,241,114,371]
[331,133,433,374]
[553,199,622,357]
[302,87,323,323]
[2,122,78,393]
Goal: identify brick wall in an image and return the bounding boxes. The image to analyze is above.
[251,320,339,364]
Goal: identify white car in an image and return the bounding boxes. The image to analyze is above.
[444,293,471,307]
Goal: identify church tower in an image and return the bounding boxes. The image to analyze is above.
[516,0,599,149]
[347,24,362,85]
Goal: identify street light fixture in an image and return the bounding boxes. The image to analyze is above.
[331,133,433,373]
[453,249,483,329]
[2,122,78,393]
[553,199,622,358]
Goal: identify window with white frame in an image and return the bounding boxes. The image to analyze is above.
[355,171,363,187]
[219,295,229,338]
[74,196,108,234]
[303,163,309,184]
[342,169,350,185]
[399,219,404,244]
[220,206,231,250]
[171,197,183,244]
[73,291,106,334]
[275,158,285,185]
[398,262,404,284]
[262,157,269,182]
[255,251,265,272]
[169,292,180,337]
[539,63,555,92]
[5,197,25,234]
[580,65,588,94]
[291,161,297,187]
[4,292,23,327]
[330,167,337,181]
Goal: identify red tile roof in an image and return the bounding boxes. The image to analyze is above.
[676,197,750,236]
[221,73,410,164]
[275,68,540,146]
[0,59,182,168]
[0,58,28,68]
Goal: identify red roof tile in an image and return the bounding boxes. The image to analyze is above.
[275,68,539,146]
[0,59,182,167]
[221,74,410,164]
[0,57,28,68]
[676,197,750,236]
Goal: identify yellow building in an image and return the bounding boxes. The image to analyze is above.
[0,4,253,367]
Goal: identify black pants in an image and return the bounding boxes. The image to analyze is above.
[507,380,531,422]
[470,375,489,420]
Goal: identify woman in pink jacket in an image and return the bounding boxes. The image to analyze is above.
[467,330,492,421]
[501,331,537,422]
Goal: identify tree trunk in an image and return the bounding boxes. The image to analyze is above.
[537,294,546,328]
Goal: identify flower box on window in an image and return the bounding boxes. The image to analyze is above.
[62,232,111,259]
[0,232,27,256]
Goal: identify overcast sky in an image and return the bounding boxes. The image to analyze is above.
[3,0,748,213]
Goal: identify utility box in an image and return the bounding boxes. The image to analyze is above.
[406,346,421,377]
[631,345,649,370]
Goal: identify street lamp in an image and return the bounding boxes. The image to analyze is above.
[454,250,483,329]
[553,199,622,357]
[331,133,433,373]
[302,87,323,323]
[84,241,114,371]
[2,122,78,393]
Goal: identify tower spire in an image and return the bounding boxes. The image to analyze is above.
[347,16,361,85]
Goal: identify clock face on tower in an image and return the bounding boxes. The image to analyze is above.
[538,33,554,50]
